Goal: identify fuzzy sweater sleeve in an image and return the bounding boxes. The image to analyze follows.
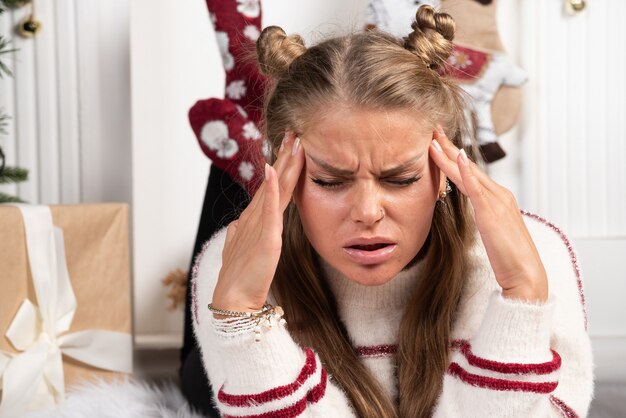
[190,228,356,417]
[434,213,594,418]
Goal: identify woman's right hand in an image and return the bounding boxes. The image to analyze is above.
[211,132,304,315]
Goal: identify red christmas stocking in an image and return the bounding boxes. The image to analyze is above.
[189,0,267,195]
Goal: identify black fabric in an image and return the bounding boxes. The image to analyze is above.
[180,164,250,415]
[479,141,506,163]
[180,346,221,417]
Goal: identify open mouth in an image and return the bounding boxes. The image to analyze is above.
[348,243,392,251]
[343,242,397,265]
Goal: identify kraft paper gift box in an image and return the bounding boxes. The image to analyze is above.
[0,204,133,416]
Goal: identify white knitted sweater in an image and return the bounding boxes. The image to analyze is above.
[191,213,593,417]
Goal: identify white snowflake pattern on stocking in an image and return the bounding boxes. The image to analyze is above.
[215,32,234,71]
[449,51,473,69]
[226,80,247,100]
[201,120,239,159]
[242,122,261,140]
[243,25,261,42]
[236,0,260,18]
[238,161,255,181]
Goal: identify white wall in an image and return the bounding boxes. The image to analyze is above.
[518,0,626,382]
[130,0,216,348]
[0,0,131,204]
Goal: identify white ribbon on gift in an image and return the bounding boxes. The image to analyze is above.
[0,204,132,417]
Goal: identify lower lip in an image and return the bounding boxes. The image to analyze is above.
[343,244,397,265]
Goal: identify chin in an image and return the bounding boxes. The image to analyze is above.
[341,263,401,286]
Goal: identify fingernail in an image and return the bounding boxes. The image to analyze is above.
[265,163,270,180]
[459,149,469,166]
[432,139,442,152]
[279,132,289,152]
[291,137,301,156]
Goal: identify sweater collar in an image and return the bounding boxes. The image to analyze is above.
[320,257,425,310]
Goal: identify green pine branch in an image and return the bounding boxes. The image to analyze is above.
[0,111,9,135]
[0,166,28,183]
[0,3,27,203]
[0,36,17,78]
[1,1,31,10]
[0,191,25,203]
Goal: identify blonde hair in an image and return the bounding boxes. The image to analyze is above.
[257,6,476,417]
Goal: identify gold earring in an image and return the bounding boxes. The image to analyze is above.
[439,179,452,201]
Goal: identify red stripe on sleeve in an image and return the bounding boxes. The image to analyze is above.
[218,348,317,406]
[222,398,307,418]
[307,368,328,403]
[550,395,580,418]
[521,210,588,329]
[448,362,558,394]
[221,358,329,418]
[355,344,398,358]
[459,342,561,375]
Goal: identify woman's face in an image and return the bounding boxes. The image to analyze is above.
[294,106,445,286]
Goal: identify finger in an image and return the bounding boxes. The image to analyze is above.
[221,219,239,264]
[239,180,265,226]
[258,131,304,212]
[429,139,467,195]
[434,126,461,162]
[457,149,490,208]
[272,132,297,175]
[262,164,282,241]
[276,136,305,210]
[225,219,239,245]
[238,130,295,227]
[435,127,500,193]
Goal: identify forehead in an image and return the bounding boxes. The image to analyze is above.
[300,107,433,168]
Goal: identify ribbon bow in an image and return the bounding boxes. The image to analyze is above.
[0,205,132,416]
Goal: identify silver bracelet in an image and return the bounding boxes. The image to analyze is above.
[207,303,273,318]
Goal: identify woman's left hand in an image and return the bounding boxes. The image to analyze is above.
[429,127,548,303]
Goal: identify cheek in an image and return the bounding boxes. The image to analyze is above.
[294,179,346,239]
[391,189,436,234]
[388,176,438,245]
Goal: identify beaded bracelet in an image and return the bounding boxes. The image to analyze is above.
[212,316,259,337]
[208,303,286,342]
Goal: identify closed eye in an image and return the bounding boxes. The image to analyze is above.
[311,176,421,189]
[385,176,421,186]
[311,178,344,188]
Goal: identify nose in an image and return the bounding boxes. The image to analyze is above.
[350,182,384,225]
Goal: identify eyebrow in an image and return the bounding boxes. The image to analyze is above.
[307,153,424,177]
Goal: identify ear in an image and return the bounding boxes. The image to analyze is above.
[291,147,308,207]
[292,174,304,207]
[431,128,448,197]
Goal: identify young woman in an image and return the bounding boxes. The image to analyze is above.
[191,6,593,417]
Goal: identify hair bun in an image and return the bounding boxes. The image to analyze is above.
[404,5,455,71]
[257,26,307,79]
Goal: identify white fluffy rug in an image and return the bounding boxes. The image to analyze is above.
[23,378,207,418]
